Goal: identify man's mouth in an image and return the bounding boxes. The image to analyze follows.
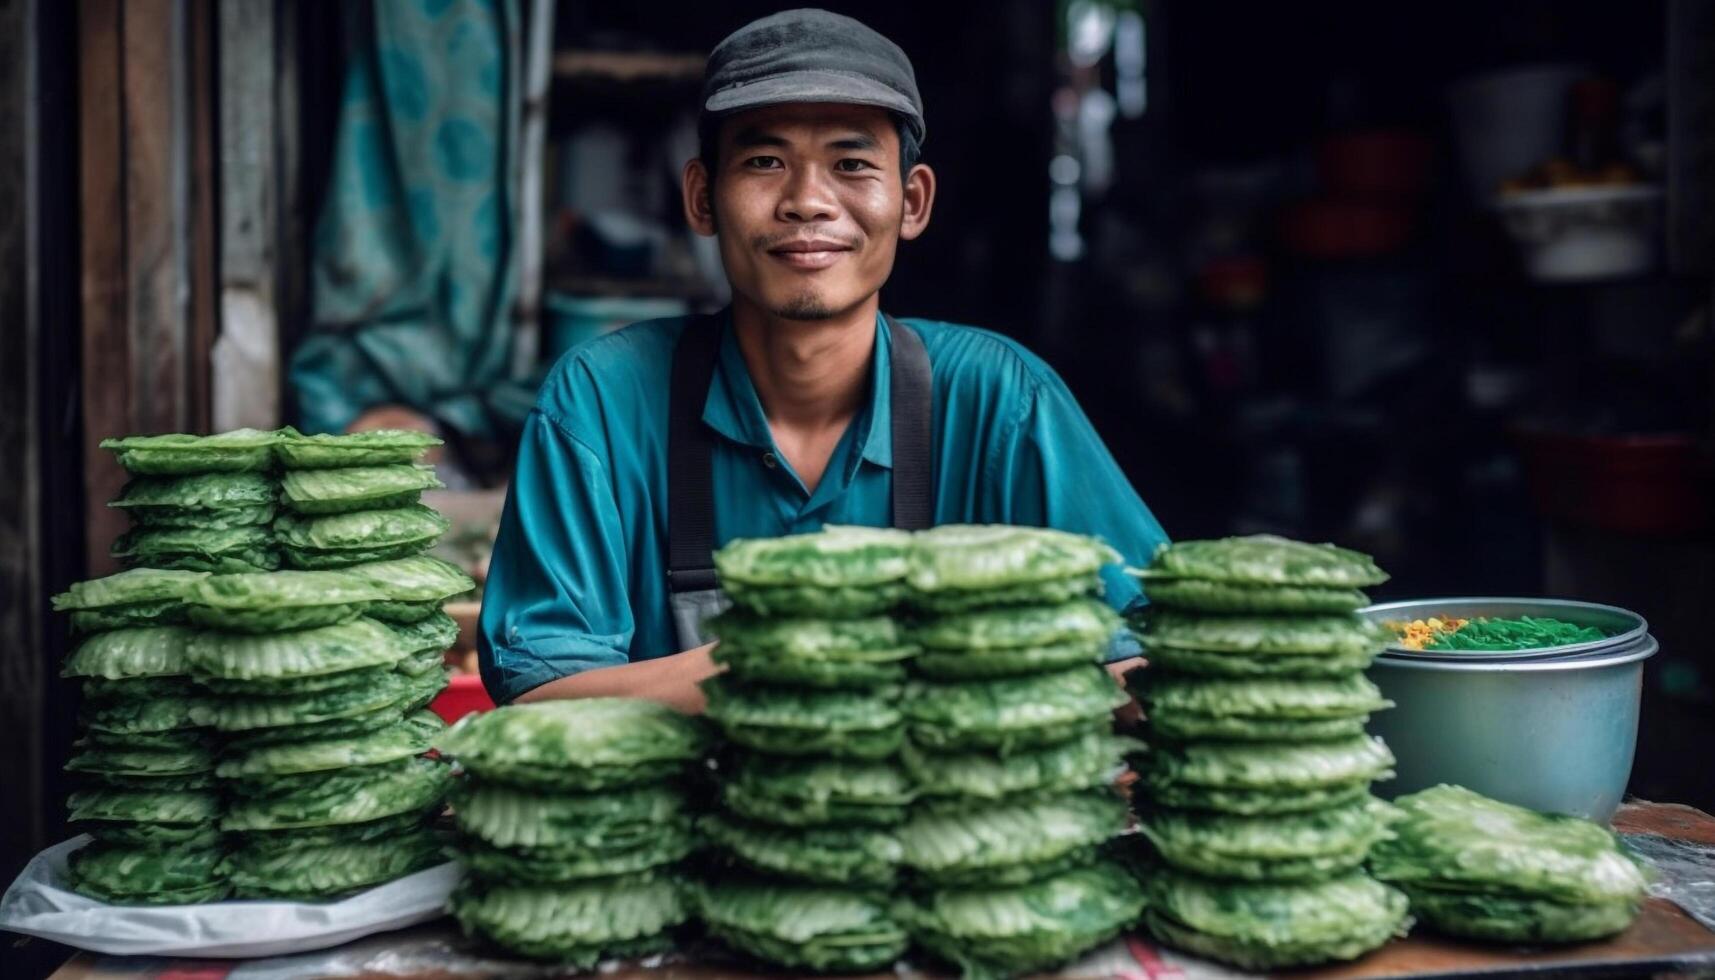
[766,238,855,271]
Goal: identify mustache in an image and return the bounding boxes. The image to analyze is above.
[751,232,862,251]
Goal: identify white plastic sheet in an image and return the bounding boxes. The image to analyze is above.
[0,836,458,958]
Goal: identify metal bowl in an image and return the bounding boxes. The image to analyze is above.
[1359,597,1657,824]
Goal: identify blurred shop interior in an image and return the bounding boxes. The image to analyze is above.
[1,0,1713,882]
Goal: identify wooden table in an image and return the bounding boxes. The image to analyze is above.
[44,802,1715,980]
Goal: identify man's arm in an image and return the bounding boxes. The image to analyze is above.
[514,643,720,713]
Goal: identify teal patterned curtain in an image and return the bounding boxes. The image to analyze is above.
[289,0,524,439]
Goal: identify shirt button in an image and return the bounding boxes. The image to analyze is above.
[762,452,779,469]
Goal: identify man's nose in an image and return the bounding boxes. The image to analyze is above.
[776,166,838,223]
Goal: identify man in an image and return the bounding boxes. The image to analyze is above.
[479,9,1168,710]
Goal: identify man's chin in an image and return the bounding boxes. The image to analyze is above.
[770,292,842,321]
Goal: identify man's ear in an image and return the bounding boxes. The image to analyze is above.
[899,163,936,241]
[682,159,717,237]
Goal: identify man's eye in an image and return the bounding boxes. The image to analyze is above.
[836,158,877,173]
[745,156,783,170]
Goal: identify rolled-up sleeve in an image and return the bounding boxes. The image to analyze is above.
[478,409,633,703]
[981,369,1170,651]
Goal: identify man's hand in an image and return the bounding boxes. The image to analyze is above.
[513,643,721,713]
[1105,656,1146,727]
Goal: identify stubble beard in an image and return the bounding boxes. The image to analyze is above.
[773,290,841,321]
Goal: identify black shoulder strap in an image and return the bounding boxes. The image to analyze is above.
[885,313,935,531]
[667,315,723,594]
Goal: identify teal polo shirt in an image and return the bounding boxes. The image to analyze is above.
[478,312,1170,703]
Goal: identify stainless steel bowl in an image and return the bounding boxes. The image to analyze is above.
[1359,597,1657,824]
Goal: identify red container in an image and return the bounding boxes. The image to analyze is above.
[1514,430,1713,535]
[431,673,495,723]
[1317,130,1434,201]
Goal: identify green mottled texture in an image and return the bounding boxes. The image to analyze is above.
[1369,784,1650,906]
[78,729,209,752]
[701,813,902,886]
[723,580,908,617]
[223,706,406,750]
[1152,713,1370,742]
[70,601,189,634]
[714,525,913,587]
[395,647,447,677]
[91,772,217,791]
[117,498,277,530]
[83,821,221,847]
[1149,780,1375,816]
[78,693,207,735]
[67,787,221,825]
[451,781,685,850]
[696,878,907,972]
[1402,887,1639,942]
[363,599,443,624]
[703,677,903,758]
[191,671,416,731]
[385,610,459,653]
[904,666,1128,753]
[217,711,443,778]
[70,842,228,904]
[1141,674,1393,720]
[67,741,214,778]
[400,665,450,713]
[235,811,426,853]
[274,427,442,469]
[899,791,1126,885]
[915,641,1103,679]
[1143,535,1389,587]
[707,611,904,657]
[1146,645,1379,678]
[450,875,685,965]
[279,464,444,514]
[458,831,695,884]
[110,471,277,514]
[713,648,910,689]
[221,756,451,830]
[80,675,198,703]
[434,698,709,791]
[899,861,1146,980]
[722,753,914,827]
[908,524,1120,594]
[1143,611,1388,656]
[52,568,209,612]
[186,571,382,632]
[101,428,279,475]
[275,504,450,556]
[187,618,406,680]
[913,599,1120,651]
[225,830,445,899]
[343,555,472,603]
[1145,870,1409,970]
[909,574,1104,613]
[1138,799,1398,882]
[1145,737,1395,791]
[196,664,391,696]
[1141,578,1370,614]
[111,525,279,573]
[62,627,194,679]
[903,732,1138,800]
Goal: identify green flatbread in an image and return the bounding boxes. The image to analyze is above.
[898,791,1127,886]
[908,524,1120,595]
[450,874,685,965]
[52,568,208,612]
[702,678,903,758]
[433,698,710,791]
[384,611,459,653]
[69,601,189,634]
[701,813,902,886]
[1401,886,1639,943]
[109,471,277,518]
[1140,674,1393,720]
[69,842,228,905]
[1144,737,1395,791]
[187,617,406,680]
[903,666,1128,753]
[273,427,442,469]
[191,671,416,731]
[696,878,906,973]
[1150,713,1370,742]
[913,599,1120,651]
[898,861,1146,979]
[1146,780,1375,816]
[910,574,1104,613]
[914,641,1103,679]
[221,756,451,831]
[902,731,1138,801]
[342,555,472,605]
[1137,799,1399,882]
[707,611,906,657]
[274,505,450,565]
[714,525,913,588]
[66,741,215,778]
[713,648,910,689]
[221,705,407,750]
[101,428,279,475]
[721,753,914,827]
[185,571,382,632]
[723,581,907,617]
[278,464,444,514]
[233,811,426,854]
[225,830,446,900]
[62,627,194,679]
[81,821,221,848]
[1141,535,1389,587]
[1368,784,1650,906]
[1144,645,1379,678]
[457,830,695,884]
[1141,578,1370,614]
[1144,870,1409,970]
[217,711,443,778]
[1142,610,1388,656]
[111,525,279,573]
[195,664,393,696]
[67,787,221,825]
[394,647,447,677]
[451,781,685,850]
[78,692,207,735]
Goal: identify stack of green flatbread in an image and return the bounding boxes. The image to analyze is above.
[696,527,917,972]
[55,571,227,904]
[435,699,708,964]
[103,430,282,572]
[1129,535,1409,969]
[895,525,1145,979]
[1369,785,1648,942]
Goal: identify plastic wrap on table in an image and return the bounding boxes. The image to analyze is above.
[1624,832,1715,931]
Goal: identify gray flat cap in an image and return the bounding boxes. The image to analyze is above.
[701,8,925,143]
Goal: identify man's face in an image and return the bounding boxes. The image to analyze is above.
[683,103,934,321]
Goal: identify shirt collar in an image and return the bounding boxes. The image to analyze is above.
[702,309,894,470]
